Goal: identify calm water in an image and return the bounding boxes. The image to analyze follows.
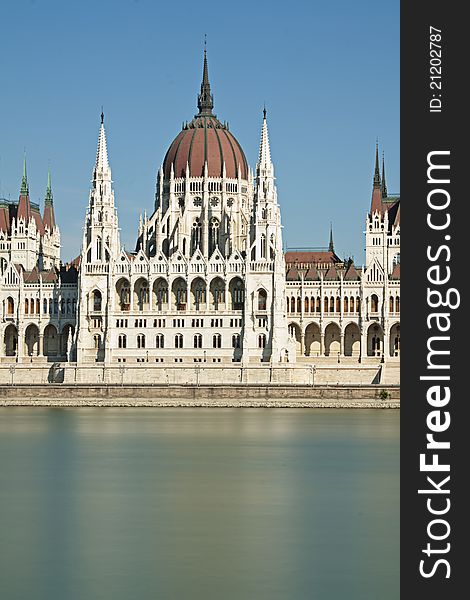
[0,408,399,600]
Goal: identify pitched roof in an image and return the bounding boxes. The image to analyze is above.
[344,263,360,281]
[324,265,338,280]
[286,267,300,281]
[304,266,319,281]
[390,263,400,280]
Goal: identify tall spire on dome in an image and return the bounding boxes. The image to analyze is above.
[258,106,272,169]
[381,151,388,198]
[373,140,381,188]
[93,110,110,179]
[20,154,29,195]
[197,37,214,116]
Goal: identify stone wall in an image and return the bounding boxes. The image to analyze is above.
[0,361,399,387]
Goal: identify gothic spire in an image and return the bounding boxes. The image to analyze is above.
[373,140,381,188]
[197,44,214,116]
[45,170,53,204]
[20,154,29,195]
[258,106,272,169]
[94,111,110,179]
[43,171,56,232]
[381,151,388,198]
[329,223,334,253]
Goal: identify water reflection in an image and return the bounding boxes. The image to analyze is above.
[0,408,399,600]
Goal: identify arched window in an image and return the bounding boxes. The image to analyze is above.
[175,334,184,349]
[291,297,296,313]
[311,297,315,312]
[232,334,240,348]
[350,296,354,313]
[396,296,400,313]
[316,297,321,313]
[330,297,335,312]
[191,219,202,254]
[118,334,127,349]
[258,289,267,311]
[305,297,309,313]
[324,297,329,313]
[296,297,301,313]
[389,296,395,313]
[193,334,202,349]
[286,296,290,313]
[94,334,101,349]
[66,299,71,314]
[137,334,146,349]
[212,334,221,349]
[54,299,58,315]
[43,299,48,314]
[96,236,102,261]
[260,234,267,259]
[36,299,40,314]
[356,296,361,312]
[93,290,102,312]
[370,294,379,313]
[336,297,341,313]
[344,297,348,312]
[25,299,29,314]
[209,217,220,255]
[156,334,164,349]
[7,297,14,315]
[258,334,266,349]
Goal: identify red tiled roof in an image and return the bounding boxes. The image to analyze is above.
[0,206,10,234]
[285,251,339,265]
[390,264,400,279]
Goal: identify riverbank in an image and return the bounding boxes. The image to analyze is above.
[0,383,399,408]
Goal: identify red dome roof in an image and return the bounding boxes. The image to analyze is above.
[163,116,248,180]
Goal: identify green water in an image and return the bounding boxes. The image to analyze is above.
[0,408,399,600]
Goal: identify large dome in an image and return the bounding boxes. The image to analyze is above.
[162,51,248,181]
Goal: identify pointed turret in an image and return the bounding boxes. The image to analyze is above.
[373,141,381,188]
[17,155,32,223]
[20,155,29,195]
[43,171,56,232]
[258,106,272,170]
[93,111,111,182]
[328,223,334,253]
[381,151,388,198]
[371,141,383,214]
[197,45,214,116]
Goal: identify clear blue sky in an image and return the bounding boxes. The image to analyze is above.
[0,0,399,265]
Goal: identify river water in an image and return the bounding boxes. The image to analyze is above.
[0,408,399,600]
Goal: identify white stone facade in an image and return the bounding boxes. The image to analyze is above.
[0,57,399,373]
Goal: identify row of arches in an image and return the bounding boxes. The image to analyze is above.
[288,321,400,358]
[112,276,245,312]
[4,296,77,317]
[3,323,75,358]
[287,294,400,316]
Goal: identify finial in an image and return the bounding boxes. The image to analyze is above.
[101,107,104,125]
[263,103,267,120]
